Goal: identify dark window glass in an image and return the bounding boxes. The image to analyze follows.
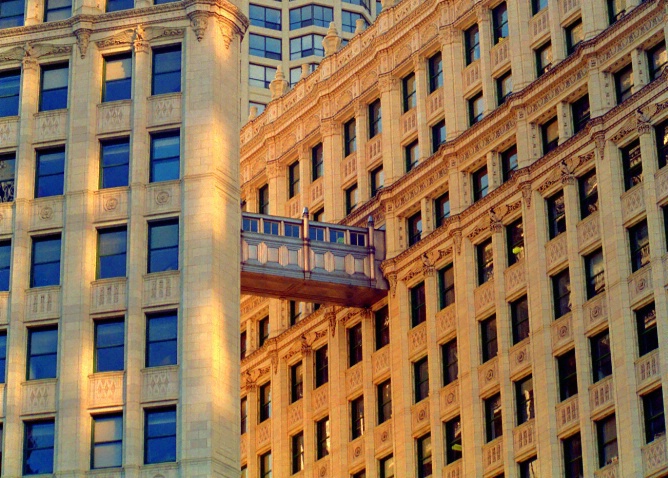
[44,0,71,22]
[552,268,571,319]
[547,190,566,239]
[97,227,127,279]
[492,2,508,44]
[0,155,14,208]
[0,240,11,291]
[369,99,382,138]
[496,70,512,105]
[150,131,180,183]
[259,451,272,478]
[148,219,179,273]
[95,319,124,373]
[558,350,578,401]
[249,4,281,29]
[0,0,24,28]
[519,457,538,478]
[258,316,269,347]
[144,407,176,464]
[35,147,65,198]
[531,0,547,15]
[292,432,304,473]
[380,455,395,478]
[40,64,68,111]
[375,306,390,350]
[636,303,658,357]
[315,345,328,387]
[258,185,269,214]
[434,191,450,228]
[27,326,58,380]
[410,282,426,327]
[103,53,132,102]
[342,10,367,33]
[507,219,525,266]
[30,235,61,288]
[312,143,324,181]
[402,73,416,112]
[597,414,618,468]
[516,375,535,425]
[289,34,324,59]
[348,323,363,367]
[346,183,358,214]
[511,296,530,344]
[579,169,598,218]
[289,5,332,29]
[477,238,493,285]
[607,0,625,24]
[23,420,55,475]
[442,339,458,385]
[469,92,484,125]
[343,0,370,10]
[351,395,365,439]
[92,413,123,469]
[438,263,455,309]
[431,120,446,153]
[240,397,248,434]
[657,119,668,169]
[414,357,429,403]
[291,361,303,403]
[100,138,130,189]
[0,69,20,116]
[472,165,488,201]
[591,331,612,383]
[370,166,384,196]
[542,117,559,154]
[643,388,666,443]
[249,64,276,89]
[615,64,633,104]
[535,42,552,77]
[259,382,271,422]
[316,416,330,458]
[405,140,419,172]
[648,41,667,81]
[629,220,650,272]
[152,45,181,95]
[464,24,480,65]
[146,311,177,368]
[407,211,422,247]
[378,380,392,424]
[0,331,6,383]
[481,315,498,362]
[563,433,583,478]
[289,301,301,326]
[585,249,605,299]
[240,330,247,360]
[106,0,133,12]
[572,94,590,134]
[622,139,642,190]
[445,417,462,464]
[485,393,503,442]
[288,161,300,198]
[565,19,584,55]
[416,434,432,478]
[428,52,443,93]
[344,118,357,156]
[501,144,518,182]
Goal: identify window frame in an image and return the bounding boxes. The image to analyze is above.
[27,325,58,380]
[96,226,128,280]
[94,318,125,373]
[92,413,123,469]
[145,311,178,368]
[552,268,571,319]
[410,282,426,327]
[413,356,429,403]
[35,146,66,198]
[102,52,132,103]
[438,262,455,309]
[30,234,61,288]
[471,165,488,201]
[476,238,493,285]
[480,315,498,363]
[628,219,650,272]
[614,64,634,104]
[643,388,666,444]
[348,322,363,367]
[584,248,605,299]
[428,52,443,93]
[377,379,392,424]
[558,349,578,401]
[23,419,55,475]
[402,72,416,112]
[579,168,598,219]
[636,302,658,357]
[99,137,130,189]
[344,118,357,156]
[368,99,382,138]
[39,63,69,111]
[515,375,535,425]
[144,407,176,465]
[571,93,590,134]
[484,392,503,442]
[464,23,480,65]
[510,295,530,345]
[374,306,390,350]
[442,339,458,386]
[151,45,182,95]
[147,218,179,274]
[350,395,365,439]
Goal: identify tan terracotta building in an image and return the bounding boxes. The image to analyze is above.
[239,0,668,477]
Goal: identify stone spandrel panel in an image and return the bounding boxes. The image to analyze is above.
[141,365,179,403]
[0,384,4,417]
[147,93,182,128]
[139,463,179,478]
[312,383,329,416]
[530,8,550,41]
[0,117,19,148]
[366,134,383,162]
[656,166,668,204]
[30,197,64,231]
[374,419,393,456]
[22,379,57,415]
[577,212,601,253]
[482,438,504,476]
[589,376,614,418]
[551,313,573,353]
[348,436,365,467]
[287,400,303,432]
[341,153,357,183]
[372,346,390,380]
[643,435,668,477]
[559,0,580,18]
[427,89,443,121]
[25,286,61,322]
[513,419,536,460]
[556,395,579,436]
[620,184,645,226]
[33,110,68,143]
[504,260,526,299]
[628,265,652,307]
[408,322,428,359]
[240,433,248,461]
[401,108,417,140]
[636,349,660,393]
[545,233,568,273]
[583,293,608,335]
[90,278,127,314]
[88,371,124,409]
[313,456,330,478]
[490,40,510,73]
[145,181,181,216]
[346,362,363,397]
[594,461,619,478]
[463,61,480,93]
[411,399,430,435]
[0,292,8,325]
[143,271,180,308]
[97,100,131,134]
[256,419,272,450]
[474,279,495,317]
[443,461,463,478]
[440,381,459,419]
[508,339,531,379]
[94,188,129,223]
[0,203,13,236]
[478,357,499,395]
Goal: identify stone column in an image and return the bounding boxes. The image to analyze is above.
[441,26,467,138]
[508,0,534,89]
[580,0,609,39]
[414,56,430,161]
[476,5,496,114]
[355,101,370,200]
[321,119,342,220]
[378,74,402,185]
[557,101,573,145]
[631,47,649,91]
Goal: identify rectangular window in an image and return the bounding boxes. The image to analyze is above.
[30,235,61,288]
[292,432,304,473]
[380,455,395,478]
[501,144,518,182]
[615,64,633,104]
[240,397,248,434]
[315,345,328,387]
[348,322,363,367]
[629,219,650,272]
[0,240,11,291]
[485,393,503,442]
[472,165,488,201]
[351,395,365,439]
[288,161,300,199]
[144,407,176,464]
[344,118,357,156]
[0,331,6,383]
[648,41,667,81]
[100,138,130,189]
[259,451,272,478]
[146,311,177,368]
[565,18,584,55]
[342,10,366,33]
[558,349,578,401]
[0,69,20,116]
[369,99,382,138]
[591,330,612,383]
[316,416,330,458]
[95,319,124,373]
[468,92,484,125]
[150,131,180,183]
[27,326,58,380]
[0,0,24,28]
[407,211,422,247]
[288,300,301,326]
[346,183,358,214]
[563,433,583,478]
[511,295,530,344]
[258,316,269,347]
[547,190,566,239]
[464,24,480,65]
[414,356,429,403]
[249,63,276,89]
[103,53,131,102]
[438,263,455,309]
[258,184,269,214]
[531,0,547,15]
[97,227,127,280]
[289,5,332,29]
[92,413,123,469]
[481,315,498,362]
[535,42,552,77]
[444,416,462,464]
[516,375,535,425]
[496,70,512,105]
[434,191,450,229]
[506,218,525,266]
[148,219,179,273]
[492,2,508,44]
[152,45,181,95]
[596,414,618,467]
[240,330,247,359]
[442,339,458,385]
[571,94,590,134]
[643,388,665,443]
[290,361,303,403]
[375,306,390,350]
[542,116,559,154]
[259,382,271,422]
[428,52,443,93]
[431,119,446,153]
[519,457,538,478]
[370,166,384,196]
[289,34,324,59]
[410,282,426,327]
[23,420,55,475]
[249,34,282,60]
[416,434,432,478]
[552,268,571,319]
[607,0,625,24]
[657,119,668,169]
[477,238,493,285]
[35,147,65,198]
[405,140,419,172]
[622,139,642,190]
[636,302,658,357]
[402,73,416,112]
[249,4,281,29]
[44,0,71,22]
[106,0,133,12]
[585,249,605,299]
[579,168,598,218]
[312,143,324,181]
[377,380,392,424]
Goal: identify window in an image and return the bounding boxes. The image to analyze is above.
[240,330,247,359]
[431,120,446,153]
[496,70,512,105]
[477,238,493,285]
[249,33,281,60]
[442,339,458,385]
[146,312,177,368]
[97,227,127,280]
[249,101,266,115]
[472,165,488,201]
[531,0,547,15]
[369,99,381,138]
[405,140,419,172]
[316,416,330,458]
[552,268,571,319]
[648,41,667,81]
[614,64,633,104]
[607,0,625,24]
[147,219,179,273]
[565,19,583,55]
[428,52,443,92]
[0,69,20,116]
[241,466,247,478]
[407,211,422,247]
[585,249,605,299]
[380,455,395,478]
[288,432,304,474]
[506,219,524,266]
[289,5,332,29]
[30,235,61,288]
[35,147,65,198]
[348,323,363,367]
[558,350,578,401]
[579,169,598,218]
[258,184,269,214]
[259,451,272,478]
[402,73,416,112]
[150,131,180,183]
[481,315,498,362]
[345,183,358,214]
[464,24,480,65]
[310,143,324,181]
[152,45,181,95]
[99,138,129,189]
[249,64,277,89]
[516,375,535,424]
[541,117,559,154]
[240,397,248,434]
[92,413,123,469]
[0,0,24,28]
[468,92,484,125]
[547,190,566,239]
[511,296,530,344]
[643,388,665,443]
[596,414,618,468]
[375,306,389,349]
[344,118,356,156]
[492,2,508,44]
[95,319,124,373]
[288,301,301,325]
[351,395,365,439]
[289,67,302,87]
[144,407,176,464]
[290,361,303,403]
[629,220,650,272]
[23,420,55,475]
[44,0,71,21]
[438,263,455,309]
[410,282,426,327]
[249,4,281,29]
[500,144,518,182]
[571,94,590,134]
[259,382,271,422]
[636,302,658,356]
[622,139,642,190]
[102,54,131,102]
[519,457,538,478]
[343,0,370,10]
[591,330,612,384]
[416,434,432,478]
[657,119,668,169]
[370,166,384,196]
[445,417,462,464]
[414,357,429,403]
[485,393,503,442]
[0,240,10,291]
[342,10,367,33]
[27,326,58,380]
[535,42,552,77]
[563,433,583,478]
[0,331,6,383]
[290,34,324,59]
[377,380,392,424]
[106,0,133,12]
[287,161,300,199]
[315,345,328,387]
[258,316,269,347]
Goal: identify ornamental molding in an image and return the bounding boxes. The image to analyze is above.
[0,42,72,66]
[96,24,185,50]
[74,28,91,58]
[188,10,209,41]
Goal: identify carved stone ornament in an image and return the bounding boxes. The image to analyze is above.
[218,19,237,49]
[74,29,91,58]
[322,22,341,56]
[520,182,532,208]
[96,29,135,49]
[326,311,337,336]
[489,207,503,234]
[189,11,209,42]
[594,133,606,160]
[560,160,576,186]
[387,273,398,297]
[450,229,463,254]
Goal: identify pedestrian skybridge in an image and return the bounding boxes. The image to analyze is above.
[240,211,388,307]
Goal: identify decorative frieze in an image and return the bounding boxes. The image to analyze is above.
[143,271,180,308]
[440,381,459,419]
[97,100,131,134]
[22,379,57,415]
[551,313,573,353]
[147,92,182,127]
[88,372,124,409]
[513,419,536,460]
[577,212,601,252]
[556,395,579,436]
[25,286,61,322]
[482,438,504,475]
[33,109,68,143]
[90,278,127,314]
[474,279,495,316]
[141,365,178,402]
[620,184,645,225]
[635,349,660,392]
[589,376,614,418]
